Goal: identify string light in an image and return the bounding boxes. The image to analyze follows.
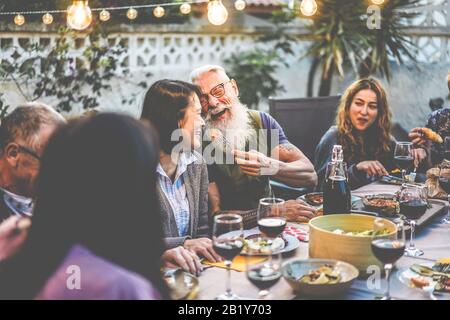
[99,9,111,22]
[126,7,138,20]
[180,2,192,15]
[300,0,317,17]
[371,0,385,4]
[207,0,228,26]
[234,0,246,11]
[67,0,93,30]
[153,6,165,18]
[14,14,25,26]
[42,12,54,25]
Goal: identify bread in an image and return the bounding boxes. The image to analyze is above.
[421,128,443,144]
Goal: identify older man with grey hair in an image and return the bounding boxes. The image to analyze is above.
[191,65,318,224]
[0,102,66,221]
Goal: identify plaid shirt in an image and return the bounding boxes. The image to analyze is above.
[156,152,197,237]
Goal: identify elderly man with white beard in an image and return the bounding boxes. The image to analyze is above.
[190,65,318,224]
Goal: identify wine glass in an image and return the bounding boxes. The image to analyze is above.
[394,142,413,182]
[212,213,244,300]
[398,183,427,257]
[371,220,406,300]
[246,243,282,299]
[257,197,286,239]
[438,166,450,224]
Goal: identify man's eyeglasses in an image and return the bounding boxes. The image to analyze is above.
[200,80,232,110]
[16,144,41,161]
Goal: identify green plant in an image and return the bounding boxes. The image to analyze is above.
[0,27,148,112]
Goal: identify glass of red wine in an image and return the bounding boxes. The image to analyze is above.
[213,214,244,300]
[438,166,450,224]
[398,183,427,257]
[371,220,406,300]
[257,198,286,239]
[394,142,414,183]
[246,244,282,299]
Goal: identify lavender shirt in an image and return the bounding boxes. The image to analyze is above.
[35,245,161,300]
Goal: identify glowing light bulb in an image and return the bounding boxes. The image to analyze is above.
[42,13,54,25]
[180,2,191,15]
[14,14,25,26]
[371,0,385,4]
[67,0,92,30]
[153,6,165,18]
[99,9,110,22]
[126,7,138,20]
[300,0,318,17]
[234,0,246,11]
[207,0,228,26]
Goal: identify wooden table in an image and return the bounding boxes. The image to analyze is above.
[196,182,450,300]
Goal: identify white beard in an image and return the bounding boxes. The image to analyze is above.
[206,101,253,152]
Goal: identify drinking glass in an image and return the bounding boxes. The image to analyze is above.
[394,142,413,182]
[213,214,244,300]
[257,198,286,239]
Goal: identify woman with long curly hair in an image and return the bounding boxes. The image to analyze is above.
[315,78,424,189]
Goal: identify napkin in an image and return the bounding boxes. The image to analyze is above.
[284,225,309,242]
[203,256,268,272]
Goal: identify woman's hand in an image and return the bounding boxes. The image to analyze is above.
[411,148,428,168]
[184,238,222,263]
[409,127,427,146]
[161,246,203,276]
[356,161,389,177]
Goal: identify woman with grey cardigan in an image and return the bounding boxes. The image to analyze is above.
[141,80,222,269]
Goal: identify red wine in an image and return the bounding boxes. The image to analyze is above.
[323,176,351,215]
[371,239,405,264]
[394,156,413,171]
[213,240,243,261]
[400,200,427,220]
[247,267,282,290]
[258,218,286,238]
[439,177,450,194]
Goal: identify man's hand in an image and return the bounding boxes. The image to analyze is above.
[284,199,317,223]
[0,216,31,261]
[411,148,428,168]
[356,161,389,177]
[161,246,203,276]
[184,238,222,263]
[232,149,277,176]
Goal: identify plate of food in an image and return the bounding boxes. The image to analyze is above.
[282,259,359,297]
[239,229,300,256]
[361,194,399,217]
[397,259,450,295]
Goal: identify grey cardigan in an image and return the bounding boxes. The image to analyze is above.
[157,152,210,249]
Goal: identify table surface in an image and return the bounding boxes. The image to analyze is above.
[196,182,450,300]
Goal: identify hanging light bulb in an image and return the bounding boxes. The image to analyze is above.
[300,0,317,17]
[207,0,228,26]
[371,0,385,4]
[67,0,92,30]
[126,7,138,20]
[234,0,246,11]
[99,9,110,22]
[180,2,191,15]
[153,6,165,18]
[14,14,25,26]
[42,13,54,25]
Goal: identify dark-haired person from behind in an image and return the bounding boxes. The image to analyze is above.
[141,80,222,269]
[0,114,169,299]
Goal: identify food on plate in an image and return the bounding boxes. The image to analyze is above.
[420,128,443,144]
[332,228,391,237]
[391,168,401,174]
[366,198,398,208]
[305,193,323,206]
[435,277,450,293]
[297,264,341,285]
[410,276,429,288]
[242,234,287,254]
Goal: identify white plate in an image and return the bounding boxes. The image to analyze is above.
[397,263,450,295]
